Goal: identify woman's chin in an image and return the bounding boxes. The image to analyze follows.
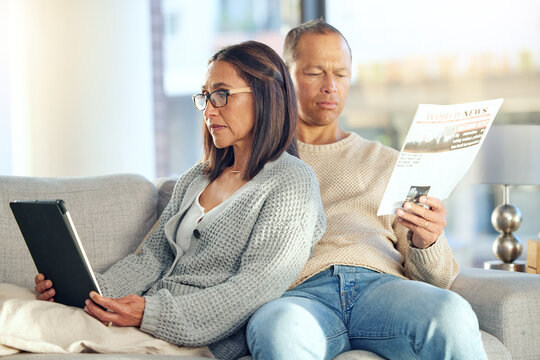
[212,140,230,149]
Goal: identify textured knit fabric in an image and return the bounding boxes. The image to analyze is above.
[292,132,458,289]
[96,152,326,360]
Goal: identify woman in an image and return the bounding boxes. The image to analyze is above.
[35,41,326,359]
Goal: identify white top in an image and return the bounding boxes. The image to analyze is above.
[175,190,205,254]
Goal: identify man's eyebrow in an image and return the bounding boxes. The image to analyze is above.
[303,65,325,70]
[303,65,349,72]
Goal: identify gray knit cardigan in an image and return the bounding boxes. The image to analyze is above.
[96,152,326,359]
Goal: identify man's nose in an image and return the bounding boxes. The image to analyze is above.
[321,76,337,94]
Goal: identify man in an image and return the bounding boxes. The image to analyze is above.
[246,19,486,360]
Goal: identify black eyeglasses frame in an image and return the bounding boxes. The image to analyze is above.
[192,87,252,111]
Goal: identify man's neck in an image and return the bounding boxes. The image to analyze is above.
[297,123,348,145]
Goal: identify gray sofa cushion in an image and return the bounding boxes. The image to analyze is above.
[238,330,509,360]
[2,355,209,360]
[0,174,158,289]
[152,177,177,215]
[451,267,540,360]
[331,331,511,359]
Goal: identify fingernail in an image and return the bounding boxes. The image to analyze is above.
[46,281,51,287]
[396,209,404,216]
[420,196,426,203]
[404,203,412,209]
[85,299,90,305]
[49,290,54,295]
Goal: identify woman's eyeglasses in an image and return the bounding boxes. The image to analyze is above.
[192,87,252,111]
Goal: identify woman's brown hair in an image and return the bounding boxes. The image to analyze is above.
[202,41,298,181]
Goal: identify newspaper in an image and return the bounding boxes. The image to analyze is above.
[377,98,504,216]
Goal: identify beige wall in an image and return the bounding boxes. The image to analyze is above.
[8,0,155,178]
[0,1,12,174]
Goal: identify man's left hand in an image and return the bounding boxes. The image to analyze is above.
[396,196,447,249]
[84,292,145,327]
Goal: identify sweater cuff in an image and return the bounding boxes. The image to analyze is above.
[140,294,162,335]
[408,232,445,265]
[94,273,114,298]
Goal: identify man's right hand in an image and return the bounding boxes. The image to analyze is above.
[35,273,55,301]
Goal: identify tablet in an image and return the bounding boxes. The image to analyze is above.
[9,199,102,308]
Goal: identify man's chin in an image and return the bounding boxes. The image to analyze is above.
[305,117,339,128]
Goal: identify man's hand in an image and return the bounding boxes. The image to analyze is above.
[84,292,145,327]
[35,273,55,301]
[396,196,447,249]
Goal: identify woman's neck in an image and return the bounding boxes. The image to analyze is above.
[230,145,251,176]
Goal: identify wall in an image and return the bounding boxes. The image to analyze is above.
[7,0,155,178]
[0,1,12,174]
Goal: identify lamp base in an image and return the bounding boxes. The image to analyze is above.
[483,260,526,272]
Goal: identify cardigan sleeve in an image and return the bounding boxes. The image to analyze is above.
[94,199,176,297]
[139,167,326,347]
[94,163,203,297]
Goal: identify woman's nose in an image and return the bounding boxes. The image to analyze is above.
[204,101,218,118]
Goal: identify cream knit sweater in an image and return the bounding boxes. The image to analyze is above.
[292,132,459,289]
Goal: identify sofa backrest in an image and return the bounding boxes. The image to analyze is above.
[153,177,177,216]
[0,174,159,289]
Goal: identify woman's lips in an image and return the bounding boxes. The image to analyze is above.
[317,101,338,109]
[209,125,226,133]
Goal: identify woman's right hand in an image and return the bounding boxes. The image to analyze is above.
[35,273,55,301]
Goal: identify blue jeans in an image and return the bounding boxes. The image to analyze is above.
[247,266,487,360]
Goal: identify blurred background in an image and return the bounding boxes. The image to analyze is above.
[1,0,539,267]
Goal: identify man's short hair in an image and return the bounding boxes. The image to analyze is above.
[283,18,351,67]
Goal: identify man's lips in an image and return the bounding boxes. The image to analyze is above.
[316,101,338,109]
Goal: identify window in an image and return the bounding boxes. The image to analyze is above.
[152,0,300,177]
[149,0,540,267]
[326,0,540,266]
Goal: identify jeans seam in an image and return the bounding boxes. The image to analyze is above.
[337,273,348,327]
[326,329,348,340]
[281,291,348,341]
[349,333,407,340]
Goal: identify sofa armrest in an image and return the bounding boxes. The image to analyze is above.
[153,177,178,216]
[451,267,540,360]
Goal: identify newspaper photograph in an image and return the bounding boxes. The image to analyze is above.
[377,98,504,216]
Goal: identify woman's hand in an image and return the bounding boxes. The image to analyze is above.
[84,291,145,327]
[396,196,447,249]
[35,273,55,302]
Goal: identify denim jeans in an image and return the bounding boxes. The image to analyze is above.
[247,265,487,360]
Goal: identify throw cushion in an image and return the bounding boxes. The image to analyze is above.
[0,284,213,357]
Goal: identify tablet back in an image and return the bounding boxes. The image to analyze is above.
[9,200,102,308]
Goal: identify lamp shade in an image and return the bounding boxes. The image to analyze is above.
[469,124,540,185]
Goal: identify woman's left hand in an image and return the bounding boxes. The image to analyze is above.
[84,292,145,327]
[396,196,447,249]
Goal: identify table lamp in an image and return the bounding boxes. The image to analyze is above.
[470,124,540,271]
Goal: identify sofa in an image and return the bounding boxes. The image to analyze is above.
[1,173,539,360]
